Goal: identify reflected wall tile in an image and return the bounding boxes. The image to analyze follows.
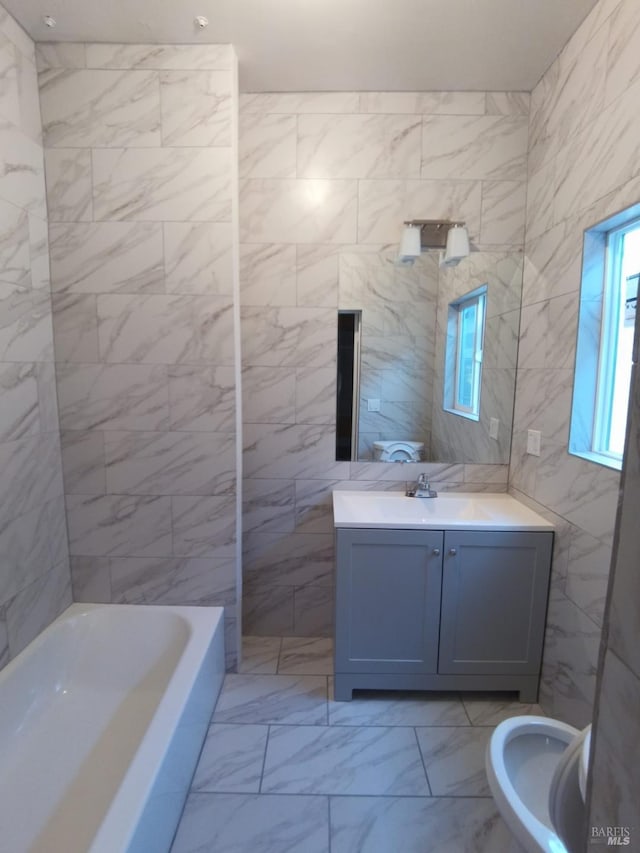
[35,43,87,72]
[172,495,236,557]
[44,148,92,222]
[297,114,422,179]
[97,294,234,364]
[0,121,46,215]
[0,285,53,362]
[421,115,528,181]
[241,92,359,114]
[92,147,232,222]
[241,306,336,369]
[485,92,530,115]
[168,365,236,432]
[49,222,164,294]
[293,585,333,636]
[164,222,232,295]
[6,560,71,658]
[0,198,30,289]
[296,366,334,425]
[243,585,294,635]
[358,91,486,115]
[243,422,350,480]
[104,430,235,496]
[85,43,231,70]
[70,555,111,602]
[0,611,8,668]
[56,362,169,432]
[66,493,172,556]
[357,178,482,244]
[0,362,39,441]
[160,70,231,147]
[242,365,296,424]
[39,68,161,148]
[243,531,334,588]
[110,555,235,606]
[480,181,526,246]
[51,293,99,362]
[239,112,296,178]
[243,478,296,535]
[240,243,296,306]
[296,245,339,307]
[239,178,357,244]
[60,429,106,495]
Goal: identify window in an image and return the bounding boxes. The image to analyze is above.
[570,210,640,470]
[444,286,487,420]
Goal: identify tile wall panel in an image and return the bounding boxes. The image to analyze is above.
[511,0,640,727]
[0,7,70,668]
[38,41,241,667]
[239,89,528,636]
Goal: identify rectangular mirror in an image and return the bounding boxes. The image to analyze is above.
[335,250,523,464]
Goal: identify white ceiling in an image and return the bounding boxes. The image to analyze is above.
[6,0,599,92]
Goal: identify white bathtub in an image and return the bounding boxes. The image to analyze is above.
[0,603,225,853]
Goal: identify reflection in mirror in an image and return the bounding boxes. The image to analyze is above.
[335,250,523,464]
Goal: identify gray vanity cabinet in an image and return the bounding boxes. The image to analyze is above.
[438,530,553,676]
[334,528,444,676]
[334,527,553,702]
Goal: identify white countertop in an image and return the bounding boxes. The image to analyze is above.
[332,491,554,531]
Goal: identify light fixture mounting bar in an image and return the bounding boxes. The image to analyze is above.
[403,219,466,250]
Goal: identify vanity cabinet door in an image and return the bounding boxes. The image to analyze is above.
[335,528,444,674]
[438,531,553,676]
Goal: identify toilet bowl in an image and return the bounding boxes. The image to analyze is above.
[372,440,423,462]
[486,715,586,853]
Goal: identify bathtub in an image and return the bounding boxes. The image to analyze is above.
[0,603,225,853]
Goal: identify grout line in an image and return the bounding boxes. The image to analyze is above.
[257,724,271,793]
[460,693,474,726]
[413,727,433,797]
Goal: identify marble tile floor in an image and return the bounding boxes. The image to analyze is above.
[171,636,538,852]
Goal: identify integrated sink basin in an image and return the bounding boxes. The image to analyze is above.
[332,491,554,531]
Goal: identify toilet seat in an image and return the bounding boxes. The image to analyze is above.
[372,440,423,462]
[486,715,580,853]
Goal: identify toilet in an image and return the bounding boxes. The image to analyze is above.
[372,440,424,462]
[486,715,590,853]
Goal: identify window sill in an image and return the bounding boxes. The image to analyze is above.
[569,448,622,471]
[442,406,480,422]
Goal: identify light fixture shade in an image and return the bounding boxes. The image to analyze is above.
[442,224,470,267]
[398,224,422,264]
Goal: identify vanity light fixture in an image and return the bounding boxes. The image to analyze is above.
[397,220,470,267]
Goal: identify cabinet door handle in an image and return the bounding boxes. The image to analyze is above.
[432,548,441,556]
[449,548,457,556]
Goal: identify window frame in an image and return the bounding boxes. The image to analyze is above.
[444,285,487,422]
[569,209,640,471]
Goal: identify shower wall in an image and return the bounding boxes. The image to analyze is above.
[37,42,241,667]
[0,9,71,667]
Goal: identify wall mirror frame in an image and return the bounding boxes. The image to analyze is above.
[335,249,524,465]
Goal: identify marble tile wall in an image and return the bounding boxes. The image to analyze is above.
[0,6,71,667]
[510,0,640,727]
[586,316,639,842]
[239,91,528,636]
[37,42,241,667]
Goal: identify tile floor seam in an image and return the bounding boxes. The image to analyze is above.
[257,724,271,793]
[413,725,433,797]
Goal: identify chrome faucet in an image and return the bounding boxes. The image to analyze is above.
[406,472,438,499]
